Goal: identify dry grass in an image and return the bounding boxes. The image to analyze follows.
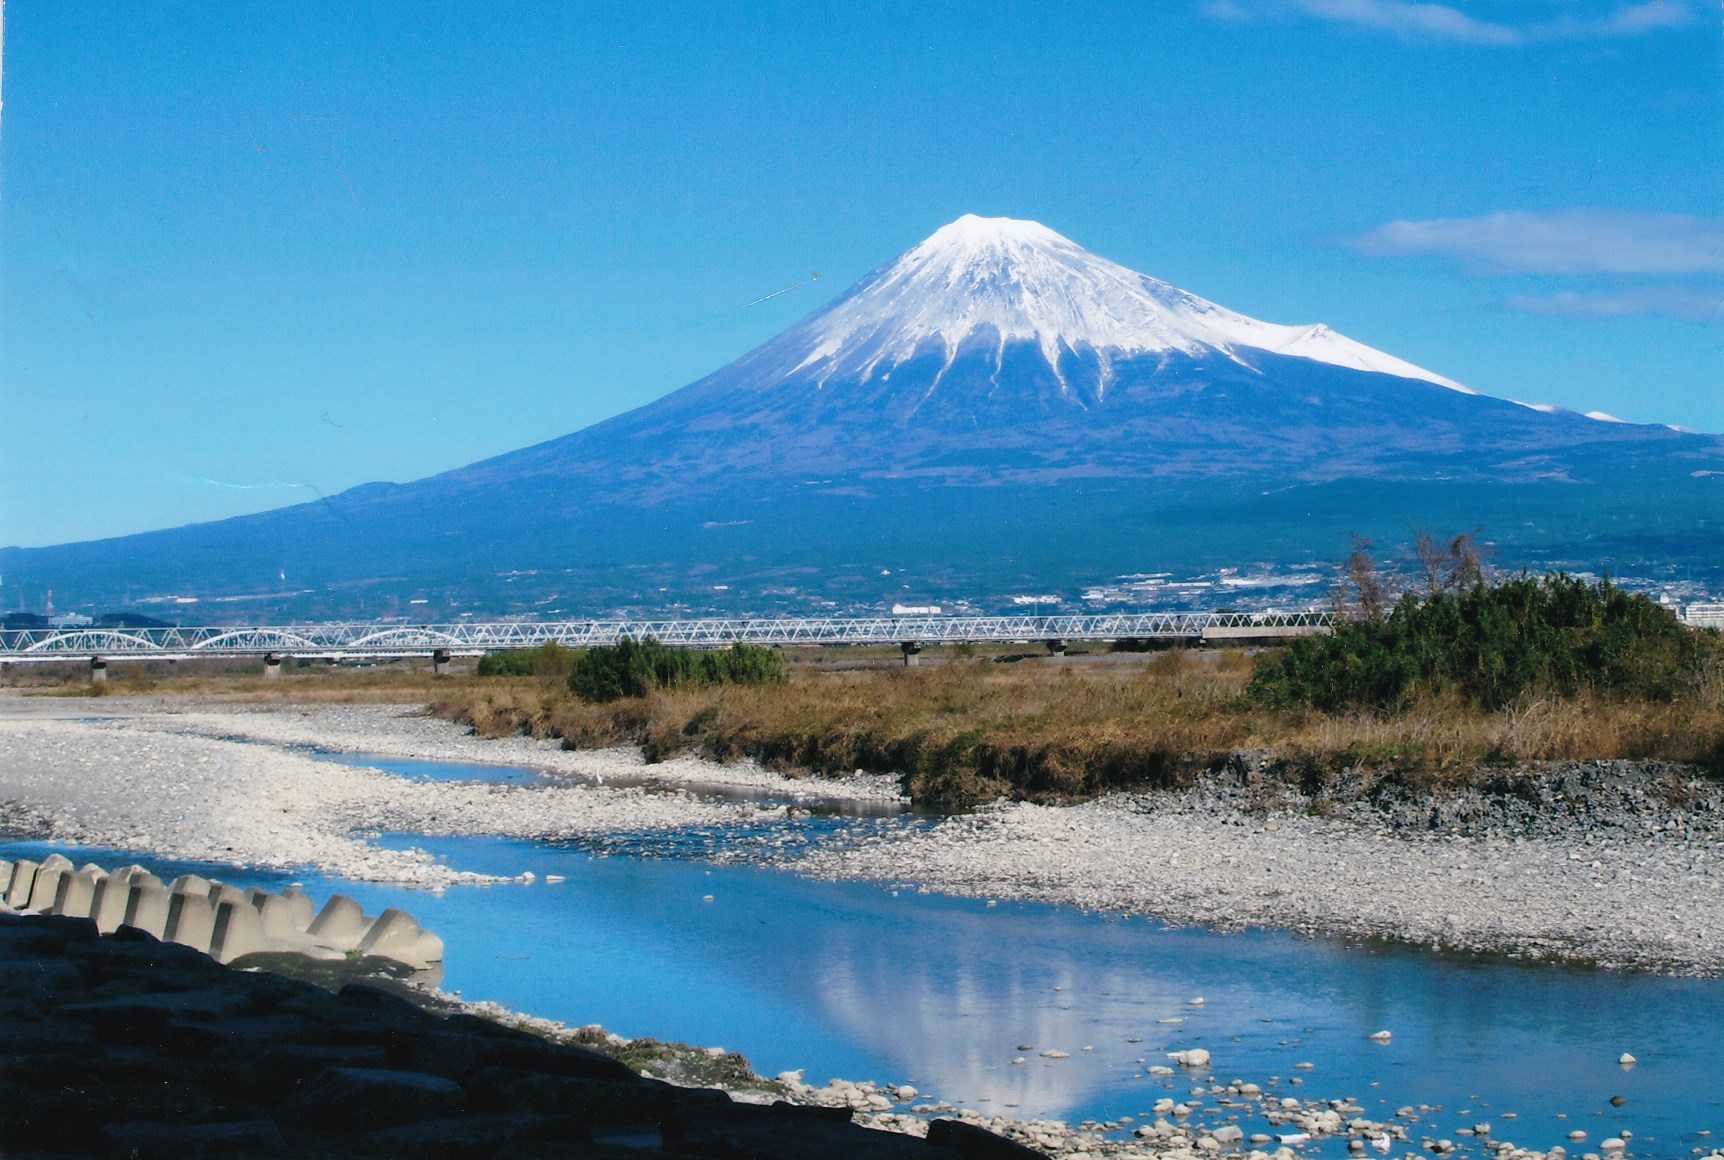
[23,646,1718,807]
[3,656,464,704]
[429,649,1724,807]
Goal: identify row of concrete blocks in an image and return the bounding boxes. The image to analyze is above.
[0,855,444,970]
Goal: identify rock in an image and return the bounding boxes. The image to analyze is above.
[1368,1030,1392,1042]
[674,1104,955,1160]
[283,1065,465,1132]
[100,1119,288,1158]
[358,1112,565,1158]
[1214,1124,1246,1144]
[926,1117,1044,1158]
[1617,1053,1637,1066]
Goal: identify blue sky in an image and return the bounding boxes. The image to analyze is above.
[2,1,1718,546]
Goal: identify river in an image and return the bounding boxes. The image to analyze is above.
[5,751,1721,1157]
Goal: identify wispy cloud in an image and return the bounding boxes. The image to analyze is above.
[1350,211,1724,277]
[1505,286,1724,322]
[1201,0,1694,45]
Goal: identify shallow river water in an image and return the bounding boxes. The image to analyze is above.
[8,753,1723,1156]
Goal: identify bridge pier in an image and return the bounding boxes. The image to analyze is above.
[432,648,452,676]
[900,641,922,667]
[1045,639,1067,657]
[262,653,283,681]
[89,657,107,684]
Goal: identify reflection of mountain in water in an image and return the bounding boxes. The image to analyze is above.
[809,916,1199,1115]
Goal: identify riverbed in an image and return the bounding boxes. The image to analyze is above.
[2,697,1722,1156]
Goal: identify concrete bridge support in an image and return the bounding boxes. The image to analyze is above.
[900,641,922,667]
[262,653,283,680]
[89,657,107,684]
[432,648,452,676]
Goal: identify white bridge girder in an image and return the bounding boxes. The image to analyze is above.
[0,611,1333,663]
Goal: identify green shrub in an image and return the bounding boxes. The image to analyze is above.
[568,638,786,702]
[1250,574,1711,711]
[476,641,575,680]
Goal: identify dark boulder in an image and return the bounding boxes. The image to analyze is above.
[926,1118,1047,1159]
[281,1065,464,1132]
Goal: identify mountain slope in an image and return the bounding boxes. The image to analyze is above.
[5,215,1720,618]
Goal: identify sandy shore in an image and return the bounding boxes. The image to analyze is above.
[3,694,1722,975]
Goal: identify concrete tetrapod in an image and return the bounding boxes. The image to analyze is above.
[90,865,150,934]
[210,897,276,964]
[53,866,107,920]
[356,908,446,971]
[165,889,221,955]
[4,859,39,909]
[5,857,443,973]
[26,854,77,913]
[305,894,369,952]
[279,885,316,931]
[123,874,172,939]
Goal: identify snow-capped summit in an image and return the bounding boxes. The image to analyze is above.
[779,214,1470,396]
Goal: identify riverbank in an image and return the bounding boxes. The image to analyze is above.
[425,647,1724,810]
[2,695,1721,976]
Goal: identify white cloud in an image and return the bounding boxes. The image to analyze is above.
[1505,285,1724,322]
[1203,0,1694,44]
[1350,211,1724,277]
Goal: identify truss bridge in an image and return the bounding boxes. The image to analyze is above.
[0,610,1333,674]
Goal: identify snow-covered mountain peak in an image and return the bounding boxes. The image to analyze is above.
[785,215,1470,395]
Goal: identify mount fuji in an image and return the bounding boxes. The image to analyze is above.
[6,215,1721,618]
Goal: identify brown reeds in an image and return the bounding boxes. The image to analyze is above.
[424,648,1724,806]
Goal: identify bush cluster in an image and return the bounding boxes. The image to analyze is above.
[1250,575,1712,711]
[567,638,786,702]
[474,642,575,680]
